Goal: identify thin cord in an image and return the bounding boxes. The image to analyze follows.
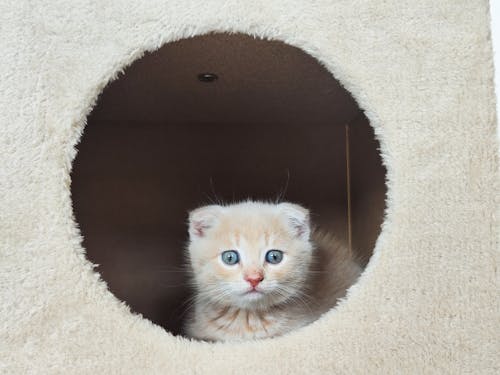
[345,124,352,256]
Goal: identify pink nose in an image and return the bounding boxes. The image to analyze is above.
[245,274,264,288]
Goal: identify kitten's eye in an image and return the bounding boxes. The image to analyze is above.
[221,250,240,265]
[265,250,283,264]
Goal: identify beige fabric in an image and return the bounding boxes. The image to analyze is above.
[1,1,498,373]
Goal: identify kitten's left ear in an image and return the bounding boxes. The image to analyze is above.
[188,205,222,239]
[278,203,311,240]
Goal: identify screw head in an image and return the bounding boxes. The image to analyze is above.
[197,73,218,82]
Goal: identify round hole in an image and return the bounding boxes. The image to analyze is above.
[71,33,386,337]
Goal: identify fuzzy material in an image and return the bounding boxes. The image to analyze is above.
[0,1,498,374]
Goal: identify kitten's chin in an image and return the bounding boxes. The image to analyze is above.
[230,290,267,309]
[232,288,287,310]
[243,290,264,300]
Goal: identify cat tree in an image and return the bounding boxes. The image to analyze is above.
[1,1,498,373]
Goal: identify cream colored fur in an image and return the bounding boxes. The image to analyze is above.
[0,1,498,373]
[185,201,361,341]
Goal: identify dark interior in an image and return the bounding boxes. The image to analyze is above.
[71,33,386,335]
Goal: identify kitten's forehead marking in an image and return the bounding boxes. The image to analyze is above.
[230,231,241,249]
[233,231,241,247]
[263,231,271,247]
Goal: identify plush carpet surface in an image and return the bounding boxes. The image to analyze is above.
[0,1,498,373]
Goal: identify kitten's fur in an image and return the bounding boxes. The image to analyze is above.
[185,201,361,341]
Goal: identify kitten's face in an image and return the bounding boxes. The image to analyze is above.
[187,202,313,310]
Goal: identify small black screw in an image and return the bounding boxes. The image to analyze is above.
[197,73,218,82]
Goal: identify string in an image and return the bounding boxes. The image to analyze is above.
[345,123,352,256]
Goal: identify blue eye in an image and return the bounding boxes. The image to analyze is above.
[221,250,240,265]
[265,250,283,264]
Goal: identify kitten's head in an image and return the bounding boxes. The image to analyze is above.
[187,201,313,310]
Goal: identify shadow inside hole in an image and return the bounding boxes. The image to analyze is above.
[71,33,386,336]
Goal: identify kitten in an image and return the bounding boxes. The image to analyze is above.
[184,201,361,341]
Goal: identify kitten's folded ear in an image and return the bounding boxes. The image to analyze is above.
[188,205,222,239]
[278,202,311,241]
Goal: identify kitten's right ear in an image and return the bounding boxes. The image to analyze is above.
[188,205,222,239]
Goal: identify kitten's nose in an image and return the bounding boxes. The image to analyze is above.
[244,272,264,288]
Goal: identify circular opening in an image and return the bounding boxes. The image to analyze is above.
[71,33,386,338]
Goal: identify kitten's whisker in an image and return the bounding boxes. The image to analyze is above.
[176,296,199,321]
[157,282,191,289]
[273,285,317,315]
[208,176,224,206]
[275,169,290,203]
